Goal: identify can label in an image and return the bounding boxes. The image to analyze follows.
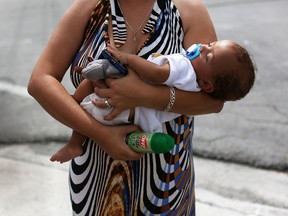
[127,132,153,153]
[139,135,148,149]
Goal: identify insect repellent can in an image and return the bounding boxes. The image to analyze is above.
[126,132,175,153]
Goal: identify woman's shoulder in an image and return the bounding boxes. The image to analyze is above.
[173,0,217,46]
[74,0,98,6]
[173,0,209,27]
[72,0,99,13]
[65,0,99,21]
[173,0,206,16]
[63,0,99,32]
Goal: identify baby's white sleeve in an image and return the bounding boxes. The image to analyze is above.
[162,54,200,92]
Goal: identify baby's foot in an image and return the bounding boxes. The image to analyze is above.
[50,145,83,163]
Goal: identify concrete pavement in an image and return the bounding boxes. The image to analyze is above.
[1,143,288,216]
[0,0,288,215]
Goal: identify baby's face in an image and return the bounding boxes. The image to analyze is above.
[191,40,238,83]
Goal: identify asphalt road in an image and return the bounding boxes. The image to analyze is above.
[195,0,288,171]
[0,0,287,168]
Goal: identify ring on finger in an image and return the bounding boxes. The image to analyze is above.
[104,99,112,109]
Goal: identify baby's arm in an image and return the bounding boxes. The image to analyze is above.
[106,43,170,84]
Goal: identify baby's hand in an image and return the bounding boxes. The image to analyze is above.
[73,56,94,75]
[106,43,128,65]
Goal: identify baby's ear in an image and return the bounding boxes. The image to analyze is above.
[198,80,214,93]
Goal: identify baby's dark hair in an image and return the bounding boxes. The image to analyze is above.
[209,42,256,101]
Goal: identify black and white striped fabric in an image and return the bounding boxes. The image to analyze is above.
[69,0,196,215]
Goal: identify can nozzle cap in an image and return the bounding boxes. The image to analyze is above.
[150,133,175,153]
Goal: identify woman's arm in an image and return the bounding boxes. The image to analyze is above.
[95,0,223,120]
[27,0,143,160]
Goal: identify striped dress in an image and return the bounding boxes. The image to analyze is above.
[69,0,195,215]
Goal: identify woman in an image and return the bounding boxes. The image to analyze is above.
[28,0,222,215]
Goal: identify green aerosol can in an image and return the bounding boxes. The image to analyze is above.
[126,132,175,153]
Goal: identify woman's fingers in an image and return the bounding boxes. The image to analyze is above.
[94,86,113,98]
[104,108,122,121]
[96,125,144,161]
[92,98,110,109]
[92,98,124,120]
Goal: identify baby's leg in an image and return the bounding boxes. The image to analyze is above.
[50,131,86,163]
[73,78,94,103]
[50,78,93,163]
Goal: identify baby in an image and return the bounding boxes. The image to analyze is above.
[51,40,256,163]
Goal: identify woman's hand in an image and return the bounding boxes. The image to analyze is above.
[92,68,148,120]
[94,124,144,161]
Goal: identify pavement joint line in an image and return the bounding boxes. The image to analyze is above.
[0,154,69,172]
[0,81,32,98]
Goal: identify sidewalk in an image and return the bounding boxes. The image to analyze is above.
[194,157,288,216]
[0,143,287,216]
